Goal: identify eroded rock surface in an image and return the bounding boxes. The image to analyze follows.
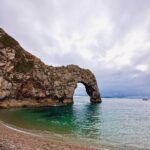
[0,28,101,108]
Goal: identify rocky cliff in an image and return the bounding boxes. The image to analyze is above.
[0,28,101,108]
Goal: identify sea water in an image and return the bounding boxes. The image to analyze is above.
[0,97,150,150]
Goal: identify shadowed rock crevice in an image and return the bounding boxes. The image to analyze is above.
[0,28,101,108]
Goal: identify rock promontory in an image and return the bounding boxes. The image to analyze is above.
[0,28,101,108]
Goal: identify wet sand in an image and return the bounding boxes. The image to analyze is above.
[0,121,100,150]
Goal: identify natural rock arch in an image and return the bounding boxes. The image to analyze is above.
[0,28,101,108]
[61,66,101,104]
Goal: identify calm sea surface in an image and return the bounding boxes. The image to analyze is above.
[0,97,150,150]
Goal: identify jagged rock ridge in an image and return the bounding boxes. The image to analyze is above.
[0,28,101,108]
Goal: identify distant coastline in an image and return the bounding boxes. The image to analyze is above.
[75,95,150,99]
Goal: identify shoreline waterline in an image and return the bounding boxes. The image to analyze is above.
[0,120,137,150]
[0,114,146,150]
[0,120,101,150]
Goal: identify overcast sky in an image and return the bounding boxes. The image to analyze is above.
[0,0,150,97]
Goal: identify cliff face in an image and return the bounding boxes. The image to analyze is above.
[0,28,101,108]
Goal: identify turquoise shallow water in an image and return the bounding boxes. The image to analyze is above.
[0,97,150,149]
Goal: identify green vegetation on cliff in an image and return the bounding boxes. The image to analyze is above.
[14,48,34,73]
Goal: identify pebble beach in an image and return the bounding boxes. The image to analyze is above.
[0,122,99,150]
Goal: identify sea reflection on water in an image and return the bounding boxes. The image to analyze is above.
[27,97,103,139]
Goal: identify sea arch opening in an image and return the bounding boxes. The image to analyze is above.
[73,82,91,103]
[72,80,101,103]
[74,83,88,96]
